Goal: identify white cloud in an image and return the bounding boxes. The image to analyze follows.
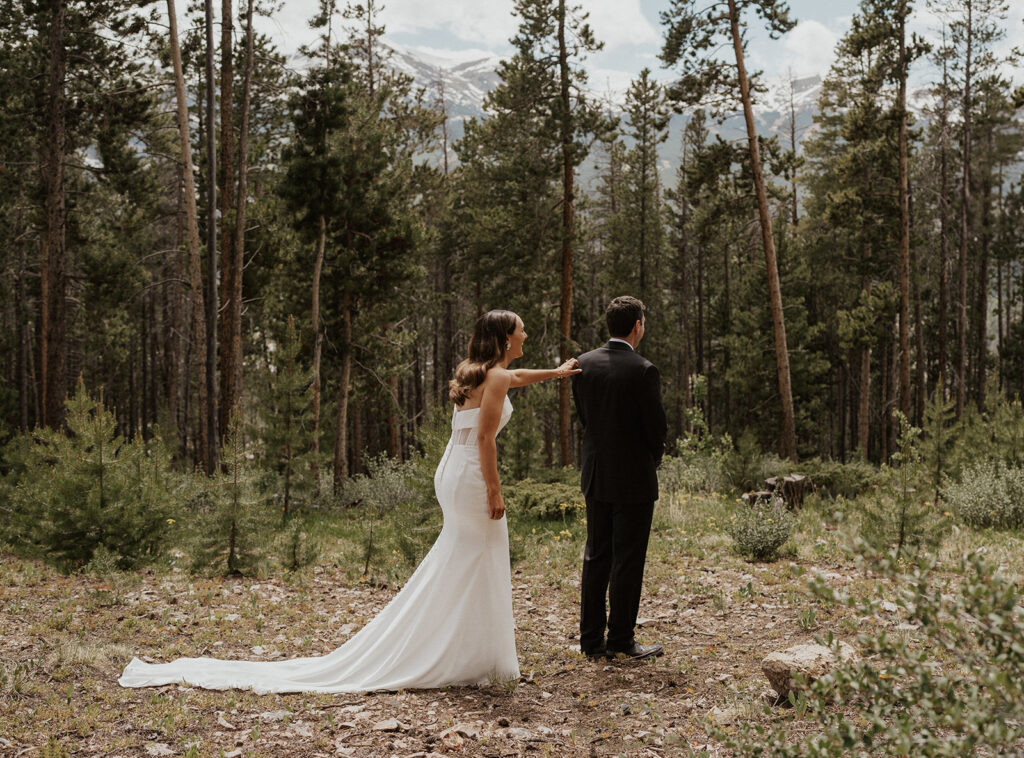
[778,19,840,78]
[580,0,661,48]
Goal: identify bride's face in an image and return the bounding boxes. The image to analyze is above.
[507,317,527,360]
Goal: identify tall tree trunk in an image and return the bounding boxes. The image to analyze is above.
[221,0,255,433]
[41,0,67,429]
[896,1,911,420]
[788,71,799,226]
[333,292,353,492]
[556,0,573,466]
[16,221,29,430]
[204,0,220,472]
[310,215,326,492]
[217,0,236,441]
[976,128,992,410]
[937,43,951,400]
[727,0,797,461]
[167,0,209,469]
[956,0,973,419]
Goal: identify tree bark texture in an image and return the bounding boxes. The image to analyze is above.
[727,0,797,461]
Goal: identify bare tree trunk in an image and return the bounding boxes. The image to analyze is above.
[221,0,255,433]
[727,0,797,461]
[41,0,68,429]
[333,292,353,492]
[203,0,220,472]
[557,0,574,467]
[16,220,30,430]
[937,39,951,400]
[897,1,912,420]
[976,127,993,410]
[167,0,210,469]
[217,0,236,441]
[956,0,973,419]
[788,70,799,226]
[310,215,326,492]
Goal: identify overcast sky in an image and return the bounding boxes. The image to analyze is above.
[251,0,1024,90]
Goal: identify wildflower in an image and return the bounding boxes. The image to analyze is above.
[166,518,176,525]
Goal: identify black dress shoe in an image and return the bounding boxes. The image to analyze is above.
[606,642,663,660]
[581,645,607,660]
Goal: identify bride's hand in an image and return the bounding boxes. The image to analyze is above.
[488,491,506,520]
[556,358,581,379]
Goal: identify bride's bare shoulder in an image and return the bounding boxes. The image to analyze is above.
[483,367,512,391]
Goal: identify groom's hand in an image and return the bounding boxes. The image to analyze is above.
[488,491,506,520]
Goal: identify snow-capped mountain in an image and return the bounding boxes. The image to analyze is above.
[385,41,501,121]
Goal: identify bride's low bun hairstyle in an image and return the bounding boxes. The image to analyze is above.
[449,310,518,405]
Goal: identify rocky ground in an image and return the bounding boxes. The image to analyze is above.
[0,493,985,757]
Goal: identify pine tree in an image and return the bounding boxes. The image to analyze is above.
[257,315,314,520]
[8,379,174,571]
[661,0,800,461]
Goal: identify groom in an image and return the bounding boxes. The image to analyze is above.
[572,296,667,660]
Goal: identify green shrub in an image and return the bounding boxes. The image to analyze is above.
[788,457,881,500]
[722,546,1024,756]
[342,454,435,577]
[660,450,725,495]
[505,478,585,521]
[189,418,274,576]
[726,497,793,562]
[860,412,948,561]
[721,429,786,493]
[945,460,1024,530]
[4,380,174,571]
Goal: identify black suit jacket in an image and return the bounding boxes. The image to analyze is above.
[572,341,667,504]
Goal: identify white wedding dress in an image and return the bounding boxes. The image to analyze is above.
[118,397,519,694]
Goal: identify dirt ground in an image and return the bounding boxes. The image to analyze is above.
[0,512,880,758]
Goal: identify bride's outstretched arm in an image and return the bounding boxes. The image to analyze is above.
[477,370,512,520]
[508,358,580,388]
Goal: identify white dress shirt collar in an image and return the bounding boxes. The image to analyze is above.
[607,338,634,351]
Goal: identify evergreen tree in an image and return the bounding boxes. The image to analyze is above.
[8,379,174,571]
[661,0,800,461]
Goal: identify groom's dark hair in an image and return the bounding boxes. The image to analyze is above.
[606,296,645,338]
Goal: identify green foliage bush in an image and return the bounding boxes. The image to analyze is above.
[787,457,881,500]
[189,419,274,576]
[343,454,435,577]
[860,413,948,560]
[3,381,174,571]
[505,478,585,521]
[721,428,786,494]
[726,497,793,562]
[723,546,1024,756]
[945,460,1024,530]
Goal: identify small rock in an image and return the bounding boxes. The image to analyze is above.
[761,641,858,699]
[496,717,510,727]
[289,724,313,737]
[506,727,533,741]
[250,645,267,655]
[440,731,465,750]
[373,718,404,732]
[223,751,243,758]
[259,709,288,722]
[881,601,899,613]
[216,712,236,730]
[144,745,175,757]
[709,706,740,725]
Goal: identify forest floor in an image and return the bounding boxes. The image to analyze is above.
[3,492,1021,757]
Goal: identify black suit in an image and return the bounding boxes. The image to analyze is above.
[572,340,667,653]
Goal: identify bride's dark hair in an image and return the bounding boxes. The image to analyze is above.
[449,310,519,405]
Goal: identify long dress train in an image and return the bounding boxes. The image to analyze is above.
[118,398,519,694]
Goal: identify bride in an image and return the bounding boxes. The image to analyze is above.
[119,310,580,694]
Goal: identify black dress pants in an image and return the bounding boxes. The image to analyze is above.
[579,497,655,653]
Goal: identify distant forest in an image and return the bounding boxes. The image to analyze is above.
[1,0,1022,489]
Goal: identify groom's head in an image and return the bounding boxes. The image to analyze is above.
[606,296,646,345]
